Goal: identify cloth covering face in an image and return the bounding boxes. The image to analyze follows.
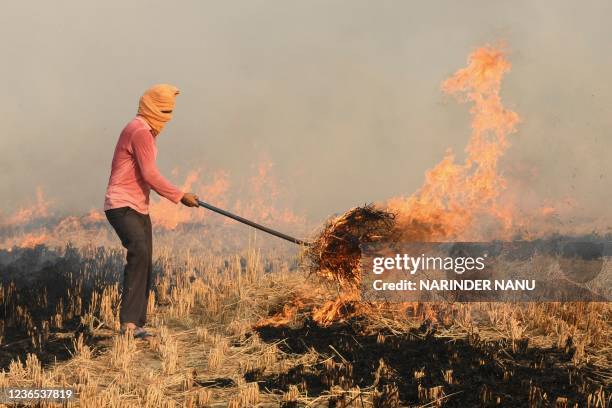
[137,84,180,134]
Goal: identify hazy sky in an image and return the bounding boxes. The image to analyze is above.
[1,1,610,222]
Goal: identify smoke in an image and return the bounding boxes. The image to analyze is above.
[1,1,610,225]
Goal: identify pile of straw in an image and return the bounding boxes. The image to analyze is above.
[306,205,395,288]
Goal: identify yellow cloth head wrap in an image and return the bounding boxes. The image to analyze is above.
[137,84,180,134]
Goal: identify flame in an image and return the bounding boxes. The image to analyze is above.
[150,169,204,229]
[234,159,304,226]
[387,45,520,241]
[253,287,360,328]
[258,45,525,329]
[311,292,364,326]
[538,198,577,219]
[149,168,233,229]
[254,299,305,328]
[0,157,304,249]
[255,290,426,328]
[254,291,369,328]
[5,187,52,226]
[85,208,106,223]
[149,159,304,230]
[17,232,49,248]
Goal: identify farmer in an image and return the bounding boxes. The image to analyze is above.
[104,84,199,338]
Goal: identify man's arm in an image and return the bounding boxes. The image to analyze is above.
[132,129,198,206]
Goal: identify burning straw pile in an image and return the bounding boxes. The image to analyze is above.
[305,204,396,289]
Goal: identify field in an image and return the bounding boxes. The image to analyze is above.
[0,45,610,407]
[0,222,610,407]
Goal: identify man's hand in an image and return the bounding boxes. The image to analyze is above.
[181,192,199,207]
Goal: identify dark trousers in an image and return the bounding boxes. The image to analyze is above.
[105,206,153,327]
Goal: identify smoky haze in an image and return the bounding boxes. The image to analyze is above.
[1,1,611,224]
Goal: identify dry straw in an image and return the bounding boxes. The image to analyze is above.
[305,204,395,288]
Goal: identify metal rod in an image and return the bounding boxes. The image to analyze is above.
[196,199,309,246]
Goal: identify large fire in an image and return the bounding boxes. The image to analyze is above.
[16,232,49,248]
[0,45,604,328]
[0,157,305,249]
[149,159,304,231]
[280,45,528,326]
[149,169,210,230]
[308,45,520,288]
[5,186,51,226]
[388,45,520,242]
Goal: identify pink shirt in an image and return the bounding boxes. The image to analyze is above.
[104,116,183,214]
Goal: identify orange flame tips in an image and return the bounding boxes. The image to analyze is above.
[148,158,304,231]
[388,45,520,241]
[86,208,106,223]
[150,170,204,229]
[17,232,49,248]
[7,187,52,226]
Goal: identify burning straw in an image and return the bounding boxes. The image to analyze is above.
[305,204,396,289]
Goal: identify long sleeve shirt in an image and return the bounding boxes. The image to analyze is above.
[104,116,183,214]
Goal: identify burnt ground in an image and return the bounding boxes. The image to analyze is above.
[0,318,107,370]
[254,318,610,407]
[0,245,121,369]
[1,245,609,406]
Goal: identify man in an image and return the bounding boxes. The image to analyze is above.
[104,84,199,338]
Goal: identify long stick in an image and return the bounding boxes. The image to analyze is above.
[196,199,309,246]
